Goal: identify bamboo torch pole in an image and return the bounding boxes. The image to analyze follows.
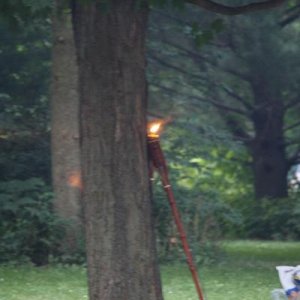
[147,121,205,300]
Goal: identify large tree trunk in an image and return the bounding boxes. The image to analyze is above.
[51,0,82,252]
[72,2,163,300]
[250,81,288,199]
[252,138,288,199]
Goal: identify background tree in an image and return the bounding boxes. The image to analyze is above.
[202,13,300,200]
[51,0,82,254]
[0,0,84,257]
[147,7,300,201]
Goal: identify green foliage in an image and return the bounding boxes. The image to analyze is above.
[190,19,224,48]
[0,19,51,129]
[170,0,185,10]
[149,0,185,9]
[0,134,51,182]
[152,124,246,263]
[22,0,52,13]
[149,7,300,243]
[0,18,51,183]
[149,0,168,7]
[0,0,52,28]
[244,193,300,240]
[0,178,64,265]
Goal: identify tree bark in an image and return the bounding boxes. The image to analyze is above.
[251,136,288,199]
[72,1,163,300]
[250,80,288,199]
[51,0,82,252]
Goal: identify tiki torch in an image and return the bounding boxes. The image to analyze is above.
[147,121,205,300]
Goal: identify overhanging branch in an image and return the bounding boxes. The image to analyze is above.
[284,98,300,111]
[161,37,250,80]
[148,53,206,83]
[223,115,252,142]
[151,82,252,142]
[151,82,249,116]
[187,0,285,15]
[280,13,300,27]
[279,3,300,27]
[284,121,300,132]
[221,85,253,111]
[285,139,300,148]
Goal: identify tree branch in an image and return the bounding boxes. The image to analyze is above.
[279,3,300,27]
[221,85,254,111]
[148,53,206,83]
[155,39,206,63]
[222,115,252,142]
[285,139,300,148]
[280,13,300,27]
[284,98,300,111]
[187,0,286,15]
[151,37,251,82]
[284,121,300,132]
[207,97,249,115]
[151,82,252,142]
[151,82,249,116]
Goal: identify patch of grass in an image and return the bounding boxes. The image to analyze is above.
[0,265,87,300]
[162,263,278,300]
[0,240,299,300]
[222,240,300,264]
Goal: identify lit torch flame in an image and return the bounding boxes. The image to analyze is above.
[147,121,163,138]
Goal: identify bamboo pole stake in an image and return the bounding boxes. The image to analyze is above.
[147,122,205,300]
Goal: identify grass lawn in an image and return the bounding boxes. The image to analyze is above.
[0,240,299,300]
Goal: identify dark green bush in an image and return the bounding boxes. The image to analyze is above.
[244,192,300,240]
[152,175,241,264]
[0,178,64,265]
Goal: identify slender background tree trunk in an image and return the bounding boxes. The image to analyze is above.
[51,0,82,252]
[72,1,163,300]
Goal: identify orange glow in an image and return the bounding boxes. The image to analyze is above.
[147,121,163,137]
[68,171,82,190]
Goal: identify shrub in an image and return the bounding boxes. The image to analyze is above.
[244,193,300,240]
[0,178,64,265]
[152,178,241,264]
